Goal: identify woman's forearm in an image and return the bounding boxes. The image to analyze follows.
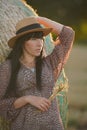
[37,16,64,35]
[13,95,51,112]
[13,96,29,109]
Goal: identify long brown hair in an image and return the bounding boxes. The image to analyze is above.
[4,32,44,97]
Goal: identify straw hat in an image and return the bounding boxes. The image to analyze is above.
[8,16,52,48]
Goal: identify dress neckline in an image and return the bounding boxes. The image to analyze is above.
[20,60,35,72]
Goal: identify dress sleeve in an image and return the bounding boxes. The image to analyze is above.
[45,26,75,80]
[0,60,20,121]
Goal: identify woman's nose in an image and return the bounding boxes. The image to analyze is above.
[36,39,43,46]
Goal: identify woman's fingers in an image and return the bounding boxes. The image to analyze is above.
[39,104,47,112]
[38,104,49,112]
[40,103,49,111]
[43,98,51,105]
[39,99,51,111]
[27,95,51,111]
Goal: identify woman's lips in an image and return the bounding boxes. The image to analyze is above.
[36,49,41,52]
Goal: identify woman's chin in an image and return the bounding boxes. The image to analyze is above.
[34,51,41,56]
[35,53,41,57]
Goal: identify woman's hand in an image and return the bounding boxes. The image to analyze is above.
[25,95,51,112]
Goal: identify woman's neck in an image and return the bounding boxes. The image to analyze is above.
[20,53,35,68]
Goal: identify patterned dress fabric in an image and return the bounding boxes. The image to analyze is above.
[0,26,74,130]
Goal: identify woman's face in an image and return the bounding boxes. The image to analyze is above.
[23,38,44,57]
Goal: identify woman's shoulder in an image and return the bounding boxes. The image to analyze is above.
[42,56,52,69]
[0,59,11,70]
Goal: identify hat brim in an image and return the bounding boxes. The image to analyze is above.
[8,27,52,48]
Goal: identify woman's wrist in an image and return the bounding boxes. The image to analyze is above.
[24,95,32,104]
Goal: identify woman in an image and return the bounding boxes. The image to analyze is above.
[0,16,75,130]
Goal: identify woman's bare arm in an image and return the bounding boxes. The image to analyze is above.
[36,16,64,35]
[14,95,51,112]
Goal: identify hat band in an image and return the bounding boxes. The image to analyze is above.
[16,23,43,35]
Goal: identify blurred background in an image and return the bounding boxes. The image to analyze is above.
[25,0,87,130]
